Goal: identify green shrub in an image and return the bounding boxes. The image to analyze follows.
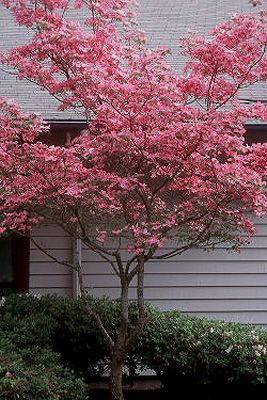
[0,294,110,377]
[0,294,142,378]
[5,293,267,388]
[0,337,89,400]
[137,308,267,387]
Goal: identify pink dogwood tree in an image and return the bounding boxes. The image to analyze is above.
[0,0,267,399]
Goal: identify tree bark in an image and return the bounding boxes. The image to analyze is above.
[109,354,124,400]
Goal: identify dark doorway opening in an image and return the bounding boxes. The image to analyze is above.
[0,234,30,296]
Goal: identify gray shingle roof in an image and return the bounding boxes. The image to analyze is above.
[0,0,266,120]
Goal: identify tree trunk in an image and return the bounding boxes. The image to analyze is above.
[109,354,124,400]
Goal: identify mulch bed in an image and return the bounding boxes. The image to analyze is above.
[89,378,163,400]
[89,378,267,400]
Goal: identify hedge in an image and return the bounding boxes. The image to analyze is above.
[137,308,267,387]
[0,337,89,400]
[0,294,140,378]
[2,294,267,389]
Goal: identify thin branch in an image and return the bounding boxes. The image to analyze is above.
[206,61,219,111]
[125,256,147,351]
[25,233,76,270]
[76,258,115,350]
[134,188,151,222]
[214,42,267,110]
[89,0,97,35]
[151,203,222,260]
[125,254,139,277]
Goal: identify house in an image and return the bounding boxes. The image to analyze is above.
[0,0,267,327]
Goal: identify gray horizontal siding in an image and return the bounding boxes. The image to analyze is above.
[89,287,267,300]
[81,273,267,287]
[30,249,73,262]
[82,248,267,262]
[81,217,267,327]
[30,287,73,296]
[181,312,267,326]
[79,261,267,274]
[29,218,267,327]
[29,225,73,294]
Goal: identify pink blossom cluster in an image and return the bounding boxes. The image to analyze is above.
[0,0,266,257]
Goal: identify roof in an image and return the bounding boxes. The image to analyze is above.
[0,0,266,120]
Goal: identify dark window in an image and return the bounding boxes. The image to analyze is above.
[40,121,87,146]
[245,124,267,144]
[0,236,13,295]
[0,235,29,296]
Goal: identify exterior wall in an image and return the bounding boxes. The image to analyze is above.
[29,225,73,296]
[30,217,267,328]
